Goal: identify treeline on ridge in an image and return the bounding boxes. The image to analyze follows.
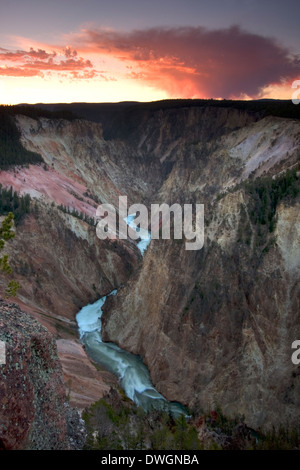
[0,107,44,168]
[57,203,96,226]
[0,185,31,224]
[1,104,78,122]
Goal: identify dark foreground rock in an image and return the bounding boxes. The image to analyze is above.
[0,299,86,450]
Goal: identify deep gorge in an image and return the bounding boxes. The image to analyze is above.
[0,100,299,448]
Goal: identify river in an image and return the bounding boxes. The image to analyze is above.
[75,214,187,417]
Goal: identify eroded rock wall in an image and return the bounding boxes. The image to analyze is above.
[0,299,85,449]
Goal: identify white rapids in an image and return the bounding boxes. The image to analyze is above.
[76,212,187,417]
[125,213,151,256]
[76,291,187,417]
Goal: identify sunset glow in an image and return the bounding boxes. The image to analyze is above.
[1,0,300,104]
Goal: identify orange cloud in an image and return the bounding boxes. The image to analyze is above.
[70,25,300,98]
[0,66,44,77]
[2,25,300,98]
[0,46,95,79]
[0,47,56,61]
[21,57,93,70]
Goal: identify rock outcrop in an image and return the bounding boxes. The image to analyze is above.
[0,299,86,449]
[56,338,118,410]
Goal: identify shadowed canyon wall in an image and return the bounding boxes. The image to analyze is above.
[0,101,299,437]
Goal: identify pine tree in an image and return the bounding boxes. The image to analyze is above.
[0,212,20,297]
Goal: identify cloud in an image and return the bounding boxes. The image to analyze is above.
[72,25,300,98]
[0,66,44,77]
[0,47,56,61]
[2,26,300,97]
[64,46,77,58]
[22,57,93,71]
[0,46,95,79]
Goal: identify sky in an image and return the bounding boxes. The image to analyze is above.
[0,0,300,104]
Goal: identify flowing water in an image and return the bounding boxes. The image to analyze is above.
[75,214,187,417]
[76,292,187,417]
[125,213,151,255]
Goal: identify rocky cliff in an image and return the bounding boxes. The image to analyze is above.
[100,106,300,429]
[0,101,299,434]
[0,299,85,449]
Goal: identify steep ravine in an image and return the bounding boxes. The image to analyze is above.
[103,197,300,428]
[100,111,300,429]
[0,202,139,337]
[0,103,299,434]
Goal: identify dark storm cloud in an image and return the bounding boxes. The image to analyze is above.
[77,25,300,97]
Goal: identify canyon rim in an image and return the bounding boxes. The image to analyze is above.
[0,99,299,449]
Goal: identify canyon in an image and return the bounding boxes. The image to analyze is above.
[0,100,299,448]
